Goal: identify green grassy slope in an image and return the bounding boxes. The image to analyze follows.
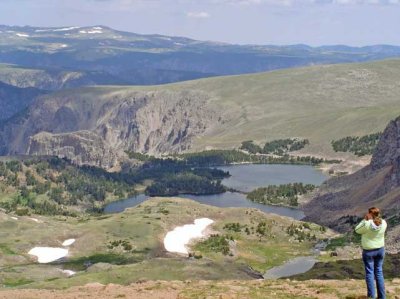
[173,59,400,154]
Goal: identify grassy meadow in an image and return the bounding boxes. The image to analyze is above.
[0,197,329,289]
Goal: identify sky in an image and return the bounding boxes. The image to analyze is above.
[0,0,400,46]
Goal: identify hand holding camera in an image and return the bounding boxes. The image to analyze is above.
[364,213,373,220]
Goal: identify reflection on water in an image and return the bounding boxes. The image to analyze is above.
[263,256,316,279]
[219,164,328,192]
[103,194,148,214]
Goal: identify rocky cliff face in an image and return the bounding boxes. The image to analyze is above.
[27,131,121,169]
[371,117,400,172]
[0,81,45,121]
[0,88,221,168]
[304,116,400,233]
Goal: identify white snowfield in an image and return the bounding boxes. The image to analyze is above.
[164,218,214,255]
[16,33,29,37]
[28,247,68,263]
[36,27,79,33]
[53,27,79,32]
[61,269,76,276]
[79,30,103,34]
[62,239,75,246]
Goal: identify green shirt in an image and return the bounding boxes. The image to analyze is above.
[355,219,387,250]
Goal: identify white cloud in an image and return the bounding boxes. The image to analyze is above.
[186,11,211,18]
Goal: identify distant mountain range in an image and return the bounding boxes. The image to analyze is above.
[2,25,400,87]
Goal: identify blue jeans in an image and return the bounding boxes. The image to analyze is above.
[362,247,386,299]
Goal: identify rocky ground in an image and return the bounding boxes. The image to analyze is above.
[1,279,399,299]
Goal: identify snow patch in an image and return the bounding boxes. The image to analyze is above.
[28,247,68,263]
[16,33,29,37]
[92,26,103,30]
[62,239,75,246]
[61,269,76,276]
[164,218,214,255]
[53,27,79,32]
[79,30,103,34]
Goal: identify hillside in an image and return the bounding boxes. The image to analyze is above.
[0,157,140,215]
[1,59,400,167]
[2,25,400,87]
[303,116,400,251]
[0,89,218,166]
[175,59,400,154]
[0,198,329,288]
[0,64,131,90]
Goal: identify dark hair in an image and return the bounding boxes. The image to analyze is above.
[369,207,382,226]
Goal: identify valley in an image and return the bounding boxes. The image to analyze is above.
[1,16,400,299]
[2,59,400,172]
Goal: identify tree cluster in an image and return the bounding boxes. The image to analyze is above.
[286,223,317,242]
[331,133,381,156]
[178,150,338,166]
[240,138,309,155]
[145,172,226,196]
[195,234,231,256]
[247,183,316,207]
[0,158,135,216]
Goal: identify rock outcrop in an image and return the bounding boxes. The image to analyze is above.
[0,88,221,168]
[304,116,400,233]
[27,131,121,169]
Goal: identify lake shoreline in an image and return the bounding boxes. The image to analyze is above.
[104,164,327,220]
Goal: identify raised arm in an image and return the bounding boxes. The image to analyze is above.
[355,219,371,234]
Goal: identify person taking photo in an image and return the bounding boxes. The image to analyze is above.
[355,207,387,299]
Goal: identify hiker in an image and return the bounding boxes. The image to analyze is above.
[355,207,387,299]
